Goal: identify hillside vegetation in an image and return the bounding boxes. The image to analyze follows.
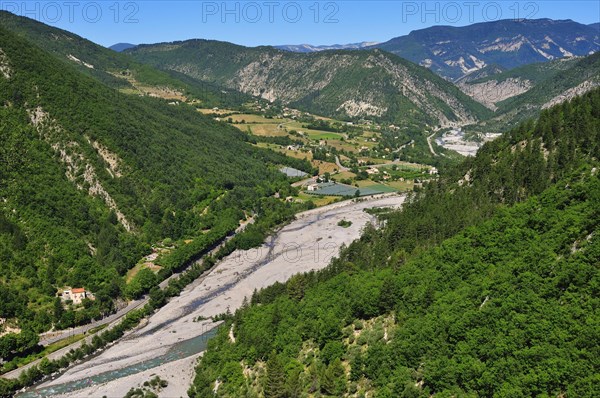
[0,25,311,350]
[457,57,580,109]
[0,11,250,108]
[126,35,600,155]
[189,90,600,397]
[462,53,600,134]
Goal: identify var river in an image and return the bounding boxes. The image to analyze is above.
[19,194,405,398]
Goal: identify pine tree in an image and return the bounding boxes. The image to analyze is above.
[264,352,286,398]
[350,353,364,381]
[53,297,64,322]
[321,358,346,396]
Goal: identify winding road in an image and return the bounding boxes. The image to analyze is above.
[3,218,254,382]
[427,132,438,156]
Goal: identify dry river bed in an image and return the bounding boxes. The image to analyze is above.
[22,193,406,398]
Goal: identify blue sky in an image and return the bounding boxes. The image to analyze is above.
[4,1,600,47]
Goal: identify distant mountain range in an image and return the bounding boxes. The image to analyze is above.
[8,10,598,131]
[373,18,599,80]
[437,51,600,137]
[457,57,582,109]
[122,17,600,129]
[109,43,137,52]
[464,52,600,132]
[112,18,598,82]
[277,19,599,81]
[2,10,600,398]
[126,39,491,127]
[454,64,508,84]
[275,42,379,53]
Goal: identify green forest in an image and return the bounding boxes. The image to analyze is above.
[0,11,251,109]
[0,24,313,362]
[189,90,600,397]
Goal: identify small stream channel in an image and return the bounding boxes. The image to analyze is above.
[17,327,219,398]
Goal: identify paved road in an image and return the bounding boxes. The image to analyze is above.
[39,299,147,347]
[1,218,254,381]
[37,217,254,347]
[2,315,128,380]
[291,177,315,188]
[25,194,406,397]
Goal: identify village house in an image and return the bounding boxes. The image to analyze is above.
[307,184,319,191]
[59,288,90,305]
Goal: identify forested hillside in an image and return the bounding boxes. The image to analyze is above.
[466,53,600,133]
[496,53,600,114]
[0,11,249,108]
[190,90,600,397]
[0,26,311,346]
[126,40,491,128]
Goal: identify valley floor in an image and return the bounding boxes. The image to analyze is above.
[20,194,406,398]
[435,129,502,157]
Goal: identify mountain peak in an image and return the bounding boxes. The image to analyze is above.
[374,18,599,80]
[109,43,137,52]
[275,42,380,53]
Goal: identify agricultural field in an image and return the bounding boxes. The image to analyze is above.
[294,192,339,207]
[385,180,415,191]
[331,171,357,181]
[202,108,436,198]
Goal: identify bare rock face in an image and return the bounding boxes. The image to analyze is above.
[0,48,12,79]
[459,78,533,110]
[542,80,600,109]
[28,106,134,232]
[231,52,348,103]
[226,50,447,120]
[373,19,600,80]
[456,54,599,128]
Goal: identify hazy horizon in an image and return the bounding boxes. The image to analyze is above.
[2,1,598,48]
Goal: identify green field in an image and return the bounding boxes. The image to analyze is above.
[303,132,342,140]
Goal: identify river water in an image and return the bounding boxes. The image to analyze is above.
[18,328,219,398]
